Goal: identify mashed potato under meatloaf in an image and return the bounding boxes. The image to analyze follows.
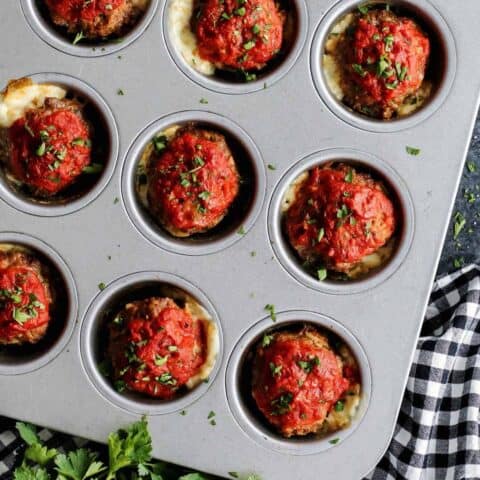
[0,246,52,346]
[323,6,431,119]
[0,78,93,197]
[168,0,291,78]
[283,163,397,279]
[137,125,240,237]
[44,0,149,39]
[252,327,361,438]
[107,291,218,399]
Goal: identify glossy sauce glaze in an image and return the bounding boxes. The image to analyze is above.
[108,297,210,399]
[252,328,359,438]
[284,164,396,275]
[44,0,145,38]
[195,0,284,71]
[146,127,240,236]
[0,249,52,345]
[325,7,431,119]
[8,98,91,196]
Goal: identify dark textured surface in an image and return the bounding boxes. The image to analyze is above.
[437,111,480,275]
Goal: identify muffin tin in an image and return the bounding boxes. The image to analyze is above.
[0,1,479,479]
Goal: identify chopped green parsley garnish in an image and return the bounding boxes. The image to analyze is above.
[453,212,466,240]
[317,268,327,281]
[73,31,85,45]
[264,304,276,322]
[406,146,421,156]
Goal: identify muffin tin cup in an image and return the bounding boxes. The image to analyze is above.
[0,72,119,217]
[79,270,224,415]
[162,0,309,94]
[268,148,415,295]
[225,310,372,455]
[121,110,266,255]
[20,0,160,58]
[310,0,457,133]
[0,232,78,376]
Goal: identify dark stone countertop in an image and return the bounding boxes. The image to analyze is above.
[437,111,480,276]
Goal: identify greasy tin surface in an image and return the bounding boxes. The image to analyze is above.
[0,1,480,479]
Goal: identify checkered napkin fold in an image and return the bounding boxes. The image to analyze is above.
[2,265,480,480]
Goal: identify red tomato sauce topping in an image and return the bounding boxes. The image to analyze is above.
[0,266,51,344]
[346,10,430,111]
[147,129,239,235]
[9,105,91,196]
[252,330,350,437]
[195,0,284,71]
[285,165,396,272]
[45,0,125,24]
[108,298,207,399]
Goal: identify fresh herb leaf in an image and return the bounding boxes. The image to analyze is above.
[269,362,282,377]
[317,268,327,281]
[16,422,40,446]
[358,4,369,14]
[352,64,366,77]
[73,31,85,45]
[271,393,293,415]
[262,333,273,347]
[453,257,464,268]
[14,466,50,480]
[25,444,58,467]
[406,146,421,156]
[106,417,152,480]
[453,212,466,240]
[264,304,276,322]
[54,449,106,480]
[154,355,169,366]
[82,163,103,174]
[344,169,353,183]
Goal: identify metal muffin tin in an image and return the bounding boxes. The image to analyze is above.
[0,0,479,479]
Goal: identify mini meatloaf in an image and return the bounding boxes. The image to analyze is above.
[283,163,396,278]
[44,0,146,39]
[0,249,52,346]
[146,127,240,237]
[252,327,360,438]
[194,0,285,71]
[0,78,92,197]
[324,7,431,119]
[107,296,215,399]
[168,0,290,79]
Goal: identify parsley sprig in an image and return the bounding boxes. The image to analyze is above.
[13,420,259,480]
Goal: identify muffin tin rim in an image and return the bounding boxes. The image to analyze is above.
[161,0,310,95]
[225,309,372,455]
[0,231,79,376]
[267,147,416,295]
[78,270,225,416]
[121,109,267,256]
[309,0,458,133]
[0,71,120,218]
[20,0,161,58]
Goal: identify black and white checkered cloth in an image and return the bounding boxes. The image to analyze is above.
[2,266,480,480]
